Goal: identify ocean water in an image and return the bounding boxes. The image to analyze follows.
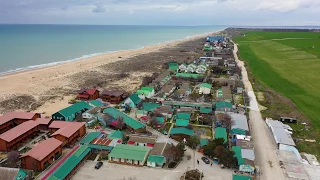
[0,25,225,75]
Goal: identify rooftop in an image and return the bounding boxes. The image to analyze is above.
[109,144,150,161]
[107,130,124,140]
[232,146,245,165]
[229,113,249,131]
[200,107,212,114]
[147,155,165,164]
[266,119,295,146]
[175,119,189,127]
[89,100,104,107]
[21,138,63,161]
[103,107,145,130]
[170,128,194,136]
[200,83,212,89]
[101,90,124,97]
[0,112,39,126]
[50,121,85,138]
[128,135,157,144]
[142,102,160,112]
[176,113,191,120]
[200,138,209,147]
[150,142,169,155]
[80,132,101,144]
[34,118,52,125]
[214,101,233,109]
[0,121,39,142]
[215,127,227,143]
[55,101,92,119]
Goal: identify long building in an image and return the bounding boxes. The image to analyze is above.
[20,138,63,171]
[0,112,40,134]
[49,121,86,147]
[0,120,39,151]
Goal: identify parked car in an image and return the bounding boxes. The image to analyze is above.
[95,161,103,169]
[201,157,210,164]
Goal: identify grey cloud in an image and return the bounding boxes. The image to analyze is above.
[92,5,106,13]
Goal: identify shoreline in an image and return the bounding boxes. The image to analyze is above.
[0,31,222,78]
[0,30,222,115]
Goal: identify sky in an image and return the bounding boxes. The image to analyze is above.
[0,0,319,26]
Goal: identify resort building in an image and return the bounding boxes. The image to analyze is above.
[0,112,41,134]
[215,127,227,143]
[199,83,212,95]
[147,142,170,168]
[51,101,92,121]
[20,138,63,171]
[0,121,39,151]
[128,135,157,147]
[108,144,150,166]
[101,90,127,104]
[34,118,53,130]
[122,93,142,108]
[49,121,86,147]
[0,167,31,180]
[77,88,100,100]
[229,113,249,136]
[169,128,194,141]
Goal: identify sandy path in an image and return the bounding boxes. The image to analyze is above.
[232,42,288,180]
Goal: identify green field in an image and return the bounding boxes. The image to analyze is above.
[234,31,320,156]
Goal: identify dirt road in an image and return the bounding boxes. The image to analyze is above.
[232,42,288,180]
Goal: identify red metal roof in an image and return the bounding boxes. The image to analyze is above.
[0,121,39,142]
[147,143,154,147]
[127,141,135,145]
[91,138,112,146]
[86,88,99,95]
[21,138,62,161]
[49,121,70,129]
[0,112,39,126]
[35,118,52,125]
[51,122,85,138]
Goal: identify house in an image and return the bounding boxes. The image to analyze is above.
[215,127,227,143]
[0,121,39,151]
[237,87,244,94]
[103,107,146,133]
[135,110,148,119]
[200,138,209,147]
[216,86,232,102]
[169,128,194,141]
[229,113,249,136]
[196,64,207,74]
[77,88,100,100]
[176,82,190,98]
[178,63,188,72]
[34,118,52,130]
[49,121,86,147]
[187,64,197,73]
[175,112,191,127]
[108,144,150,166]
[155,106,173,119]
[175,73,202,79]
[162,84,176,96]
[96,113,114,126]
[168,62,179,72]
[122,93,142,108]
[232,146,255,174]
[128,135,157,147]
[0,112,40,134]
[82,106,100,120]
[101,90,126,104]
[199,83,212,95]
[89,100,104,107]
[200,107,212,114]
[52,101,92,121]
[147,142,170,168]
[214,101,233,113]
[154,117,165,128]
[142,102,161,113]
[137,86,155,99]
[266,118,295,147]
[20,138,63,171]
[80,132,102,145]
[0,167,31,180]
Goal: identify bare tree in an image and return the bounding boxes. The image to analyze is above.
[220,114,234,132]
[150,117,159,128]
[7,151,19,166]
[116,116,124,130]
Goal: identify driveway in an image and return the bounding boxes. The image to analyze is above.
[232,42,288,180]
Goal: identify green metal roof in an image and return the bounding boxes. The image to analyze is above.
[48,146,91,180]
[155,117,165,124]
[163,101,212,108]
[175,119,189,127]
[200,83,212,89]
[233,174,252,180]
[169,62,179,71]
[215,127,227,143]
[200,107,212,114]
[176,113,191,120]
[15,169,27,180]
[175,73,202,79]
[142,102,160,112]
[56,101,92,118]
[170,128,194,136]
[214,101,233,109]
[89,100,104,107]
[80,132,101,144]
[232,146,245,165]
[136,90,150,96]
[147,155,165,164]
[128,93,141,105]
[103,107,145,130]
[141,86,154,92]
[136,110,147,115]
[109,144,150,161]
[107,130,123,140]
[200,138,209,147]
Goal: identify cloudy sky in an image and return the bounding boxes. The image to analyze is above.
[1,0,319,26]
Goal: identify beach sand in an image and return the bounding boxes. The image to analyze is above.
[0,31,220,115]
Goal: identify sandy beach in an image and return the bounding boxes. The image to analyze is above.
[0,31,220,116]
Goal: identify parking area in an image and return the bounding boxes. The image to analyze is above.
[72,161,183,180]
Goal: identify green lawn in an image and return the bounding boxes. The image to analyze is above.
[234,31,320,157]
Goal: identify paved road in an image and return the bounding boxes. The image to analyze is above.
[232,42,288,180]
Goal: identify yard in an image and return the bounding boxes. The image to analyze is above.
[193,126,212,139]
[235,31,320,157]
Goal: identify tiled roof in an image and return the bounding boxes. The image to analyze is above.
[0,121,38,142]
[86,88,99,95]
[21,138,62,161]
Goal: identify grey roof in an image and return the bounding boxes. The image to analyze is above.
[241,149,255,161]
[229,113,249,131]
[84,106,100,114]
[267,119,295,146]
[128,135,157,144]
[150,142,169,155]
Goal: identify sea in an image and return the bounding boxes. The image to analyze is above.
[0,24,226,75]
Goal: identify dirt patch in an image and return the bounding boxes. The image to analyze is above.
[0,94,39,113]
[257,92,265,101]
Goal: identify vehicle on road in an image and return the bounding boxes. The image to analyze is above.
[201,157,210,164]
[95,161,103,169]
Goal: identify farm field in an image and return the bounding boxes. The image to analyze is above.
[234,31,320,156]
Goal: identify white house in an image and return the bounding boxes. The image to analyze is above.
[82,107,100,119]
[196,65,207,74]
[199,83,212,95]
[187,64,197,73]
[178,63,188,72]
